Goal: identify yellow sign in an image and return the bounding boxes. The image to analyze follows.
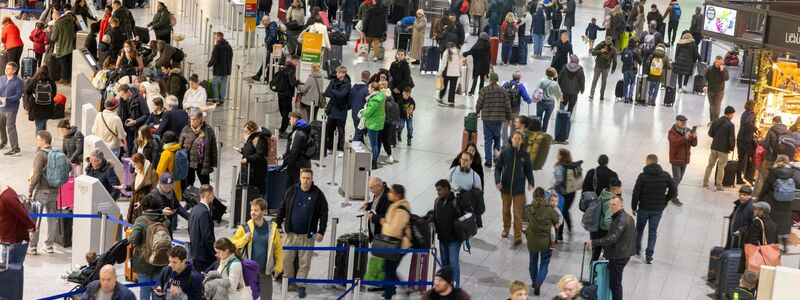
[302,33,323,55]
[245,0,257,32]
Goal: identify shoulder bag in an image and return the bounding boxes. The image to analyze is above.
[744,218,781,275]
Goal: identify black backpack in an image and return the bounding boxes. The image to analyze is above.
[397,206,432,249]
[171,48,185,63]
[270,67,290,92]
[621,47,635,66]
[302,125,320,159]
[34,82,53,105]
[507,82,521,107]
[503,23,516,41]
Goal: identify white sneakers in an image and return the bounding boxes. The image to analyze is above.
[379,156,397,165]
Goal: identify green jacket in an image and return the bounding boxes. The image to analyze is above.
[539,78,563,102]
[646,47,673,83]
[51,12,77,58]
[598,189,614,231]
[361,90,386,131]
[128,211,170,275]
[592,41,618,71]
[523,202,560,252]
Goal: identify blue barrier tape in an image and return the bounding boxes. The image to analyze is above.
[336,280,359,300]
[0,7,46,13]
[29,213,100,219]
[106,215,135,228]
[287,278,352,284]
[360,280,433,286]
[37,281,157,300]
[172,239,186,245]
[432,253,442,267]
[355,247,429,254]
[282,246,348,251]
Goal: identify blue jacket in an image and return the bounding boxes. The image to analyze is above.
[324,74,352,120]
[81,281,136,300]
[494,146,535,195]
[0,75,24,112]
[188,203,216,265]
[264,21,279,47]
[157,262,205,300]
[349,82,368,122]
[85,160,121,199]
[488,0,502,25]
[502,80,532,111]
[532,9,546,35]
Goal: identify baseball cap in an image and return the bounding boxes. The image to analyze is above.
[160,173,174,187]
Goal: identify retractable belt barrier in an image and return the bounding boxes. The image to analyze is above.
[37,281,157,300]
[28,212,187,244]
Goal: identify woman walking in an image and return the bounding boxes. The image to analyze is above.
[550,31,573,72]
[437,42,463,107]
[462,33,491,95]
[379,184,412,299]
[536,68,562,133]
[552,148,578,239]
[672,32,700,93]
[524,187,561,296]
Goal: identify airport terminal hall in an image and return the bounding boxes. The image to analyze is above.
[3,0,800,299]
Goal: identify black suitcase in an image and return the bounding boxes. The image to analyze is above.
[21,50,35,78]
[510,44,521,64]
[663,86,676,107]
[708,246,724,282]
[135,26,150,45]
[554,110,571,142]
[700,38,712,63]
[614,80,624,101]
[307,120,322,160]
[326,58,341,79]
[395,30,411,51]
[54,208,73,248]
[693,75,706,94]
[634,74,648,105]
[123,0,135,9]
[233,166,260,226]
[333,232,369,280]
[715,249,742,298]
[0,265,23,300]
[723,160,738,187]
[420,46,440,73]
[328,45,343,61]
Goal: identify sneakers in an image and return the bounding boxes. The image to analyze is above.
[484,162,492,168]
[372,160,378,170]
[407,139,411,146]
[372,57,378,62]
[670,198,684,206]
[716,186,725,191]
[0,143,5,150]
[337,151,344,158]
[645,256,653,264]
[533,284,541,296]
[42,245,54,254]
[4,149,20,156]
[27,247,37,255]
[298,287,307,298]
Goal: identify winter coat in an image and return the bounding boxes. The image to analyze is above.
[607,13,626,41]
[470,0,488,16]
[241,131,268,192]
[362,90,386,131]
[592,41,617,71]
[631,163,677,212]
[92,109,127,150]
[275,63,300,99]
[672,39,700,75]
[62,126,84,164]
[23,77,57,121]
[29,28,48,54]
[667,125,697,165]
[216,255,251,300]
[157,108,190,137]
[727,198,754,248]
[125,164,158,222]
[488,0,502,25]
[1,22,23,50]
[621,45,642,72]
[178,122,218,175]
[297,71,326,107]
[409,17,427,60]
[157,261,205,300]
[706,65,730,93]
[208,39,233,76]
[596,189,615,231]
[202,271,231,300]
[128,212,170,275]
[275,183,329,237]
[764,124,789,162]
[532,9,545,35]
[349,82,368,122]
[757,166,797,235]
[323,74,352,120]
[463,35,491,76]
[155,41,177,69]
[363,5,388,38]
[157,143,184,200]
[742,215,779,248]
[476,83,512,122]
[438,47,462,78]
[558,65,585,95]
[118,95,151,132]
[523,202,560,251]
[389,60,413,91]
[51,12,77,58]
[183,87,208,111]
[494,146,535,195]
[230,219,284,273]
[690,12,703,33]
[563,0,576,27]
[81,281,136,300]
[148,9,172,37]
[431,192,473,242]
[708,116,736,153]
[581,166,619,196]
[85,159,122,199]
[112,6,136,38]
[383,93,399,126]
[380,199,413,250]
[282,119,312,169]
[737,110,757,151]
[645,47,672,83]
[163,68,185,99]
[592,209,636,260]
[551,41,573,72]
[342,0,358,20]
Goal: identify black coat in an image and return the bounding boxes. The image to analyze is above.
[275,183,329,237]
[85,160,121,200]
[106,26,126,55]
[582,166,620,195]
[156,108,189,137]
[463,37,491,76]
[430,191,473,242]
[23,77,57,121]
[62,126,84,164]
[563,0,576,27]
[365,183,391,239]
[242,131,268,193]
[208,39,233,76]
[389,60,413,91]
[672,42,700,75]
[558,66,585,95]
[742,215,779,247]
[593,209,637,260]
[631,163,677,212]
[757,166,796,235]
[188,203,216,265]
[737,110,757,151]
[708,116,736,153]
[363,5,388,38]
[726,198,754,249]
[148,9,172,37]
[118,95,150,131]
[550,41,573,72]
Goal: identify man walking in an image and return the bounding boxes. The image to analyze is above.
[704,56,730,123]
[588,196,636,300]
[476,72,512,168]
[667,115,697,206]
[188,184,216,272]
[588,37,617,101]
[274,168,329,299]
[704,106,736,191]
[662,0,682,45]
[495,131,534,245]
[430,180,472,288]
[251,16,279,82]
[631,154,677,264]
[324,66,352,156]
[208,32,233,104]
[0,62,24,155]
[27,131,60,255]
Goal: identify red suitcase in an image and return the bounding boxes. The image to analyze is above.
[57,176,75,209]
[278,0,287,23]
[462,130,478,151]
[489,37,499,65]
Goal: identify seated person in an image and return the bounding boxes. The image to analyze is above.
[80,265,136,300]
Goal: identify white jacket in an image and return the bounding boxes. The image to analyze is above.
[92,109,127,149]
[304,22,331,50]
[438,47,462,78]
[183,87,212,112]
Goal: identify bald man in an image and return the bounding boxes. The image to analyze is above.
[81,264,136,300]
[360,177,390,241]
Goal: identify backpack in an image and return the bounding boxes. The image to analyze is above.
[172,148,189,181]
[171,48,185,63]
[649,57,664,76]
[464,112,478,132]
[269,68,290,92]
[42,148,71,187]
[503,22,516,41]
[302,126,320,158]
[670,3,681,22]
[459,0,470,14]
[34,82,53,105]
[450,191,478,242]
[397,206,432,249]
[224,257,261,297]
[772,178,797,202]
[506,82,521,107]
[169,13,177,27]
[525,131,552,170]
[563,161,584,194]
[621,47,635,66]
[643,32,656,53]
[580,191,602,232]
[621,0,633,12]
[777,134,797,159]
[141,218,172,266]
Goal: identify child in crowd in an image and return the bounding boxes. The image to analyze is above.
[724,271,757,300]
[396,87,416,146]
[29,22,48,68]
[584,18,605,50]
[548,190,564,245]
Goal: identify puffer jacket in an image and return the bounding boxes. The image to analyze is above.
[323,74,352,120]
[362,90,386,131]
[148,9,172,37]
[494,146,535,195]
[558,64,585,95]
[593,209,636,260]
[363,5,388,38]
[203,271,232,300]
[645,46,672,83]
[62,126,84,164]
[282,119,312,169]
[380,199,413,250]
[667,125,697,165]
[297,72,326,107]
[85,160,121,199]
[631,163,677,212]
[178,122,218,175]
[163,68,185,99]
[672,35,700,75]
[155,41,176,68]
[128,211,170,275]
[383,93,399,126]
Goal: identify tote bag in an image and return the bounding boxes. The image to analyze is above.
[744,218,781,275]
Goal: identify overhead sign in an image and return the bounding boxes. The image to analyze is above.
[299,32,323,79]
[245,0,257,32]
[766,15,800,52]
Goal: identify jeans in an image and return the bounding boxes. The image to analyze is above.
[590,66,610,99]
[397,118,413,139]
[672,164,686,192]
[708,90,725,123]
[561,93,577,113]
[368,129,380,161]
[608,258,629,300]
[518,35,529,65]
[184,166,211,188]
[528,250,552,286]
[438,76,459,103]
[29,189,57,248]
[0,111,20,151]
[212,75,229,101]
[57,53,73,81]
[488,24,499,37]
[439,240,462,287]
[667,21,679,45]
[623,69,637,101]
[635,210,663,257]
[343,21,353,40]
[34,119,47,132]
[382,254,404,299]
[647,81,660,104]
[703,149,730,188]
[536,101,555,133]
[352,116,365,142]
[737,144,755,182]
[532,34,544,57]
[676,74,691,89]
[482,121,503,165]
[137,272,157,300]
[168,205,190,231]
[379,123,394,156]
[501,41,513,64]
[565,26,573,41]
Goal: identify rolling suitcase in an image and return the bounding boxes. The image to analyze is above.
[54,207,73,248]
[715,249,742,298]
[328,45,343,61]
[489,37,499,65]
[0,263,24,300]
[614,80,624,101]
[722,160,738,187]
[124,227,137,282]
[663,86,676,107]
[307,120,322,159]
[554,110,571,143]
[233,165,260,226]
[408,252,432,292]
[266,166,287,212]
[590,259,611,300]
[420,46,440,73]
[461,130,478,152]
[510,44,521,64]
[634,74,648,105]
[326,58,341,79]
[395,30,412,51]
[57,176,75,209]
[21,50,35,78]
[693,75,706,94]
[708,246,725,282]
[700,38,712,63]
[333,232,369,280]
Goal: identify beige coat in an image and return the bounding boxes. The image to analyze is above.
[92,109,127,150]
[470,0,489,16]
[409,17,427,61]
[380,199,412,249]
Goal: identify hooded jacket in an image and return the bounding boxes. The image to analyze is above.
[208,39,233,76]
[148,8,172,37]
[282,119,312,169]
[163,68,185,100]
[384,93,400,126]
[363,5,388,38]
[494,146,535,195]
[463,34,491,76]
[668,125,698,165]
[737,110,757,151]
[231,220,284,274]
[112,6,136,38]
[631,163,677,212]
[362,90,386,131]
[728,198,754,247]
[81,281,136,300]
[23,77,58,121]
[297,71,326,107]
[155,41,177,68]
[708,116,736,153]
[621,44,643,72]
[323,74,352,120]
[432,191,474,242]
[128,211,171,274]
[157,107,189,137]
[592,41,618,71]
[242,131,268,192]
[51,12,77,58]
[523,202,560,251]
[645,46,672,83]
[592,209,636,260]
[764,124,788,162]
[349,81,368,122]
[276,61,300,99]
[558,62,585,95]
[597,189,615,231]
[62,126,84,164]
[157,262,205,300]
[672,34,700,75]
[157,143,184,200]
[532,8,545,35]
[275,183,329,238]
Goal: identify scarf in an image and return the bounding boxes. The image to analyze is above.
[134,161,151,191]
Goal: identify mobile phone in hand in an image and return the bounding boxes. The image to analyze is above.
[691,125,697,132]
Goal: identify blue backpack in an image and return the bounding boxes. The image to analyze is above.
[42,148,71,187]
[173,148,189,181]
[670,3,681,22]
[773,178,796,202]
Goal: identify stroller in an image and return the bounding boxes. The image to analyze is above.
[65,239,130,292]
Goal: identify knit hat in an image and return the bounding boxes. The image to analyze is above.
[488,72,499,82]
[566,54,581,72]
[739,185,753,195]
[753,201,770,213]
[435,266,455,286]
[54,93,67,106]
[104,97,119,110]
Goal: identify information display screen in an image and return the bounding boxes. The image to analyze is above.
[704,5,737,36]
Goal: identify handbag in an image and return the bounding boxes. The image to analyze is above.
[532,81,551,103]
[435,76,444,90]
[744,218,781,275]
[363,256,386,281]
[313,77,327,109]
[371,233,403,261]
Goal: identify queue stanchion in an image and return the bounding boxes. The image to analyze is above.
[197,9,202,38]
[236,12,242,48]
[281,277,289,299]
[353,279,361,300]
[229,165,238,228]
[99,213,108,253]
[346,245,356,297]
[231,65,240,110]
[214,126,222,192]
[227,66,235,104]
[328,130,340,186]
[236,71,245,119]
[186,62,194,79]
[323,217,339,289]
[245,84,253,120]
[206,21,213,55]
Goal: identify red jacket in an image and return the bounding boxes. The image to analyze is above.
[29,28,48,54]
[500,21,517,42]
[1,22,23,50]
[0,187,36,244]
[668,125,698,165]
[99,14,111,44]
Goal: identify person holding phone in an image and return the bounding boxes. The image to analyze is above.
[154,245,204,300]
[667,115,698,206]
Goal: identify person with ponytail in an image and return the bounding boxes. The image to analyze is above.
[211,238,251,300]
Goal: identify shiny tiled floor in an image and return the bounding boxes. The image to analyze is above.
[11,0,800,299]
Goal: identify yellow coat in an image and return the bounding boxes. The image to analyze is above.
[156,142,182,200]
[231,219,284,274]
